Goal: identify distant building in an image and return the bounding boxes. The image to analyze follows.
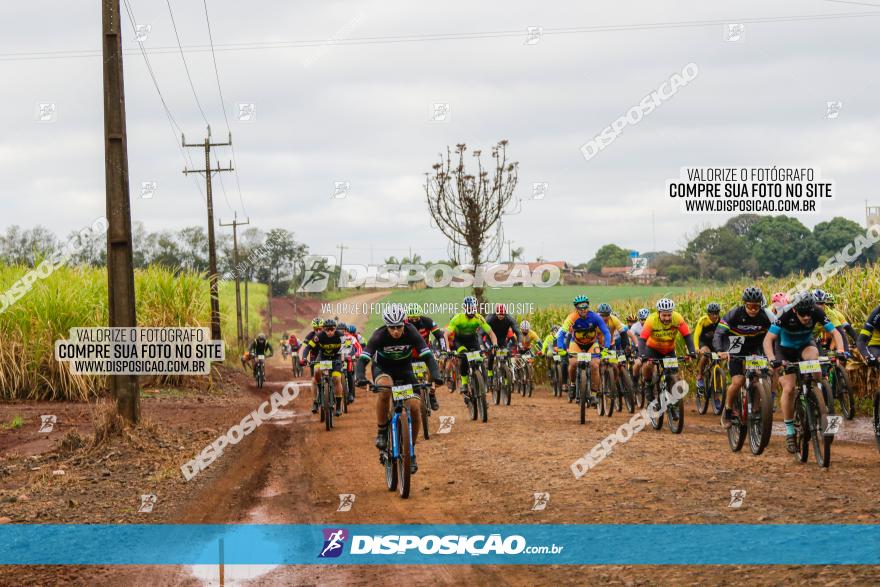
[600,266,660,284]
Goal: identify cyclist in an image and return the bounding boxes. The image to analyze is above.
[714,287,774,429]
[597,303,630,354]
[340,324,362,404]
[486,304,520,385]
[356,305,443,474]
[518,320,541,354]
[638,298,697,403]
[444,296,498,403]
[557,295,612,402]
[280,332,290,358]
[540,325,560,357]
[300,317,324,376]
[856,302,880,367]
[693,302,722,396]
[627,308,650,380]
[405,306,446,411]
[244,333,273,372]
[813,290,856,355]
[306,319,347,417]
[348,323,364,346]
[763,292,843,453]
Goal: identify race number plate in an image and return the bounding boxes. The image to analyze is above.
[798,360,821,374]
[818,356,830,364]
[392,384,417,401]
[711,353,720,360]
[605,353,618,364]
[662,357,679,369]
[412,361,427,375]
[577,352,591,362]
[257,355,265,361]
[745,357,768,369]
[317,360,333,370]
[618,352,628,362]
[466,351,483,362]
[553,354,561,362]
[496,349,509,357]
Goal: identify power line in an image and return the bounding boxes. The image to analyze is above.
[165,0,211,128]
[122,0,206,204]
[3,11,879,62]
[201,0,248,217]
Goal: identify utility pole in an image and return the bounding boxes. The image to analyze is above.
[219,213,250,348]
[243,277,249,340]
[183,128,233,342]
[337,243,348,291]
[102,0,139,425]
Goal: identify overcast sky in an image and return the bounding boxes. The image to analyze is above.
[2,0,878,265]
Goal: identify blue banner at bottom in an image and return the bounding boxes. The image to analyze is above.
[0,524,878,565]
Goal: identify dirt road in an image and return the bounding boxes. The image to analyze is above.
[4,292,880,585]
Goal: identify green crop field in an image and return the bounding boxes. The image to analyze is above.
[362,284,699,332]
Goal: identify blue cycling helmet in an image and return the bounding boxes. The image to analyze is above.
[347,324,356,334]
[597,303,612,315]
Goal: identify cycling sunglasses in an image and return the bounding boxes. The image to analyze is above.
[576,304,589,310]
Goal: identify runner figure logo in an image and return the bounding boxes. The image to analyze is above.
[297,255,336,293]
[39,415,57,433]
[337,494,355,512]
[138,494,157,513]
[532,492,550,511]
[728,489,746,508]
[438,415,455,434]
[824,415,843,436]
[318,528,349,558]
[727,336,745,355]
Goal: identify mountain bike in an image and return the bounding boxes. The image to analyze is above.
[314,360,335,431]
[784,359,833,468]
[461,349,489,423]
[442,352,458,393]
[645,356,690,434]
[699,351,728,415]
[516,351,535,397]
[371,381,431,499]
[727,355,773,455]
[573,352,594,425]
[869,363,880,452]
[549,353,562,397]
[818,352,854,420]
[281,342,290,361]
[412,361,432,440]
[254,355,266,389]
[596,350,617,418]
[492,347,514,406]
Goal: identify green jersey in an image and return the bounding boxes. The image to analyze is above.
[447,313,492,338]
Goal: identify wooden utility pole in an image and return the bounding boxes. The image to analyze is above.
[102,0,140,424]
[183,129,233,341]
[244,278,249,340]
[337,243,348,290]
[219,213,250,347]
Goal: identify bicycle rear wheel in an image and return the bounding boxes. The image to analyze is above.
[748,378,772,455]
[603,368,615,417]
[834,366,855,420]
[808,384,832,468]
[873,391,880,453]
[397,415,411,498]
[695,371,709,415]
[619,369,635,413]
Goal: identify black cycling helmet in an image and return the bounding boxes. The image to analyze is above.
[323,319,338,329]
[741,287,763,303]
[794,292,816,314]
[707,302,721,314]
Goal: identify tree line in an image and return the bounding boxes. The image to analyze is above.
[0,223,308,296]
[583,214,878,282]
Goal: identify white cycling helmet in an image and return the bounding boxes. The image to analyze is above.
[382,304,407,326]
[656,298,675,312]
[637,308,650,320]
[520,320,530,332]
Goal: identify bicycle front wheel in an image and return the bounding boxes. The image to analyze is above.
[834,366,855,420]
[727,390,746,452]
[808,384,832,468]
[748,378,772,455]
[397,414,412,498]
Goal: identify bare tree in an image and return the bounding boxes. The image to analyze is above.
[425,140,518,305]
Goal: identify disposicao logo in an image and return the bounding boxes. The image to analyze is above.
[318,528,348,558]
